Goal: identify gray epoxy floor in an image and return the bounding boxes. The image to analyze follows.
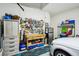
[39,52,49,56]
[16,46,50,56]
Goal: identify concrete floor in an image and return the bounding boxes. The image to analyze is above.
[15,46,50,56]
[39,52,50,56]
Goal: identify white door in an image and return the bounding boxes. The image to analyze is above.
[12,21,19,37]
[4,21,12,37]
[4,21,19,37]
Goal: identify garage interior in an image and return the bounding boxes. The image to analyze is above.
[0,3,79,56]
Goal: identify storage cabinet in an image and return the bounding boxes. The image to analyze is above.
[57,20,75,38]
[3,20,19,56]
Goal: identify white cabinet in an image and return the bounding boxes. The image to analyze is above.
[3,20,19,56]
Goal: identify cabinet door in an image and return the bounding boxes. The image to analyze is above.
[12,21,19,36]
[4,21,19,37]
[4,21,12,37]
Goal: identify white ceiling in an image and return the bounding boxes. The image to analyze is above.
[20,3,48,9]
[42,3,79,16]
[20,3,79,16]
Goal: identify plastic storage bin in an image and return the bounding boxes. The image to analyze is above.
[28,44,38,49]
[69,20,75,24]
[20,43,26,51]
[3,16,12,20]
[37,44,44,47]
[28,46,34,49]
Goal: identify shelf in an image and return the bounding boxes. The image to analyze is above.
[4,19,19,21]
[25,34,46,40]
[58,25,75,27]
[27,38,44,41]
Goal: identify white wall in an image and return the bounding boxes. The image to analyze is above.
[0,3,50,24]
[51,8,79,38]
[22,6,50,23]
[0,3,24,18]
